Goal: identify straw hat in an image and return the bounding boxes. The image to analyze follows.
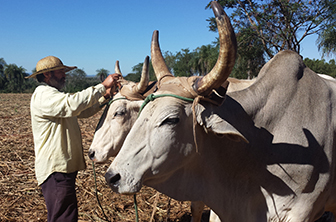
[26,56,77,79]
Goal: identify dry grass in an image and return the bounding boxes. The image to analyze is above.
[0,93,209,222]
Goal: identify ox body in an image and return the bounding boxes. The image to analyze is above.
[106,50,336,222]
[105,2,336,222]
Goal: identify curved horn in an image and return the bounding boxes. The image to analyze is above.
[115,60,122,74]
[194,1,237,96]
[151,30,174,81]
[136,56,150,93]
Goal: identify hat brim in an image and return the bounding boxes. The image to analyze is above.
[25,65,77,79]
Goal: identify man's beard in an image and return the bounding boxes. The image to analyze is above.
[49,75,65,90]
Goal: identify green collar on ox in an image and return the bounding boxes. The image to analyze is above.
[138,93,194,117]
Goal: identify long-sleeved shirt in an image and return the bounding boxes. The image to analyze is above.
[30,83,107,185]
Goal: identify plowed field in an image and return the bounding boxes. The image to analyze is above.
[0,93,209,222]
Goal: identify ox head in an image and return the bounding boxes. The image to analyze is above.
[105,1,247,195]
[88,56,156,163]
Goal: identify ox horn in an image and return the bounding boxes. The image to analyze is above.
[115,60,122,74]
[193,1,237,96]
[136,56,150,93]
[151,30,174,81]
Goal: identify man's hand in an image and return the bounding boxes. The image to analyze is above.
[102,73,121,99]
[102,73,121,89]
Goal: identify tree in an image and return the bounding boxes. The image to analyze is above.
[317,27,336,57]
[191,44,219,76]
[172,48,194,77]
[207,0,336,59]
[162,51,175,74]
[124,61,156,82]
[317,0,336,58]
[303,57,336,77]
[317,26,336,58]
[232,29,265,79]
[64,68,89,93]
[2,64,27,93]
[0,58,7,90]
[96,68,109,82]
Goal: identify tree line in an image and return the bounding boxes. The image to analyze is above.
[1,50,336,94]
[1,0,336,93]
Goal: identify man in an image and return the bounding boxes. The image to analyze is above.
[27,55,120,222]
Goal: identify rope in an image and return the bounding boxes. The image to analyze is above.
[92,161,111,222]
[92,95,140,222]
[100,96,127,108]
[138,93,194,117]
[92,96,126,222]
[134,194,139,222]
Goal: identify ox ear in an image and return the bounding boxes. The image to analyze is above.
[194,104,249,143]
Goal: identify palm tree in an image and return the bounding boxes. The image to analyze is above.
[96,68,109,82]
[192,44,218,76]
[317,27,336,58]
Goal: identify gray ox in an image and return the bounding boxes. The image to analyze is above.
[105,2,336,222]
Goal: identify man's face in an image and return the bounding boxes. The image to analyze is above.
[44,69,66,90]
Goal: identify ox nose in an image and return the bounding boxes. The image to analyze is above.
[88,150,95,160]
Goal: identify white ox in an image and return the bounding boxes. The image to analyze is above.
[105,2,336,222]
[88,57,154,163]
[89,60,256,222]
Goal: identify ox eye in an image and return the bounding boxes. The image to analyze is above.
[160,117,179,126]
[114,110,125,117]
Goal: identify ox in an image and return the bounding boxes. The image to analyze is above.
[89,58,213,222]
[88,57,154,162]
[89,59,256,222]
[105,2,336,222]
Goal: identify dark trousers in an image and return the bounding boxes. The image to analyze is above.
[41,172,78,222]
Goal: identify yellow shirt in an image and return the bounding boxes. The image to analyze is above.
[30,83,106,185]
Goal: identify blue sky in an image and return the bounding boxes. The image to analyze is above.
[1,0,328,76]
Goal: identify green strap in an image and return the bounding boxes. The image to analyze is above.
[138,93,194,117]
[134,194,139,222]
[108,96,127,106]
[99,96,127,108]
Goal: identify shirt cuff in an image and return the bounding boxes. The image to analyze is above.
[98,96,108,105]
[96,83,107,95]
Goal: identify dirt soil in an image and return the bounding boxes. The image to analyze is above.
[0,93,210,222]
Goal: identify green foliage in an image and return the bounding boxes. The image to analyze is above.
[317,0,336,58]
[157,45,221,78]
[64,68,100,93]
[172,48,194,77]
[303,58,336,77]
[230,29,265,79]
[317,26,336,58]
[0,58,7,89]
[207,0,336,59]
[124,60,156,82]
[126,43,260,80]
[191,45,219,76]
[0,63,33,93]
[96,68,109,82]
